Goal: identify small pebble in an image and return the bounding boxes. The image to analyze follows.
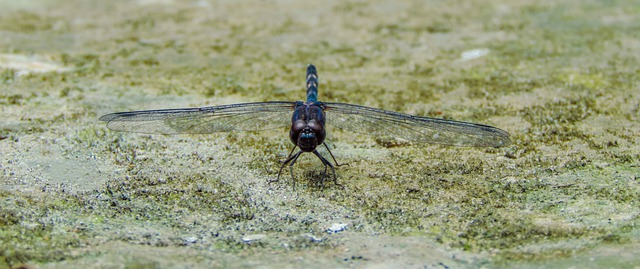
[327,223,348,233]
[302,233,323,242]
[242,234,266,243]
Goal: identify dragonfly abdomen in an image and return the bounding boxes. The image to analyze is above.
[306,64,319,102]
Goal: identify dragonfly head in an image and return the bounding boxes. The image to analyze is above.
[290,119,325,152]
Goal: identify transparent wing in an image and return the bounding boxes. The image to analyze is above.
[99,102,295,134]
[323,102,511,147]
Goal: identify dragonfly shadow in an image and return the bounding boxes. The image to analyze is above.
[266,153,347,191]
[276,169,345,190]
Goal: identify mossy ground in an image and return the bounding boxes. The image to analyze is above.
[1,0,639,268]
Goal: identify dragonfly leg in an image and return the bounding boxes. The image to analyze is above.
[323,143,349,167]
[272,146,297,184]
[287,161,296,190]
[271,146,303,189]
[285,151,303,190]
[312,150,341,188]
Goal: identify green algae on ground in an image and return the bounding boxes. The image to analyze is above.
[1,0,640,268]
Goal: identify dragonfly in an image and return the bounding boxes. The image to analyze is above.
[100,64,511,187]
